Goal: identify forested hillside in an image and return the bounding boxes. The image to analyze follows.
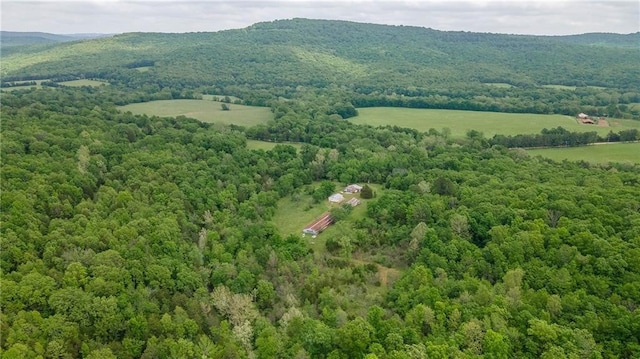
[2,85,640,358]
[2,19,640,118]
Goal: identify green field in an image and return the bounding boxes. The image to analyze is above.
[246,140,302,151]
[272,184,377,237]
[527,142,640,164]
[353,107,640,138]
[483,82,514,88]
[542,84,576,90]
[118,99,273,127]
[59,79,109,87]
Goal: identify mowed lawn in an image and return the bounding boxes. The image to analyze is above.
[353,107,640,138]
[118,99,272,127]
[527,142,640,164]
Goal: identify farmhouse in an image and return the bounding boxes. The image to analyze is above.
[577,113,589,119]
[328,193,345,203]
[302,212,333,236]
[344,184,363,193]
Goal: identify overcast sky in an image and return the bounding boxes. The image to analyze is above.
[1,0,639,36]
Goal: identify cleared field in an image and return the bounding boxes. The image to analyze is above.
[118,99,272,127]
[59,79,109,87]
[272,183,378,238]
[527,142,640,164]
[483,82,514,88]
[246,140,302,151]
[353,107,640,138]
[542,84,576,90]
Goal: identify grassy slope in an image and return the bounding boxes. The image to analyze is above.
[527,142,640,164]
[353,107,640,138]
[118,99,273,127]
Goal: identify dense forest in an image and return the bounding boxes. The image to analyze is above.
[2,81,640,358]
[2,19,640,119]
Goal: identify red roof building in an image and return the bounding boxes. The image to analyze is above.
[302,212,333,236]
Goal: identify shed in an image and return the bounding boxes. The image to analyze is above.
[328,193,345,203]
[302,212,333,236]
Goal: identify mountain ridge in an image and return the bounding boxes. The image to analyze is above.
[1,18,638,92]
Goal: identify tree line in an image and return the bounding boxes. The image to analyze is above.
[489,127,640,148]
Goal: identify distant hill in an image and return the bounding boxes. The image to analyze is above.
[551,32,640,48]
[0,31,112,55]
[1,19,638,92]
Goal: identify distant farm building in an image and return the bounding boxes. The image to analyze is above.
[344,184,363,193]
[328,193,345,203]
[302,212,333,236]
[576,113,596,124]
[345,197,361,207]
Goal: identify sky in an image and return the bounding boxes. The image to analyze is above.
[1,0,639,36]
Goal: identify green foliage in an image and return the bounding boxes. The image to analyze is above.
[2,65,640,359]
[360,184,374,199]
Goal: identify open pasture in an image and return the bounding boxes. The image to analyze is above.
[527,142,640,164]
[353,107,640,138]
[118,99,272,127]
[483,82,514,88]
[59,79,109,87]
[246,140,302,151]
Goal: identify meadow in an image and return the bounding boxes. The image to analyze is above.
[246,140,302,151]
[352,107,640,138]
[118,99,273,127]
[527,142,640,164]
[59,79,109,87]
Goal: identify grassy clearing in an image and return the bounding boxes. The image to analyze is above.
[483,82,514,88]
[134,66,152,72]
[118,99,272,127]
[246,140,302,151]
[59,79,109,87]
[542,84,576,90]
[272,183,381,238]
[527,142,640,164]
[353,107,640,138]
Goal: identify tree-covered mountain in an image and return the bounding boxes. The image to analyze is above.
[2,19,638,91]
[3,19,639,119]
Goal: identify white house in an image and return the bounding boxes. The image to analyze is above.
[328,193,345,203]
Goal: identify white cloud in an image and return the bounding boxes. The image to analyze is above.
[1,0,638,35]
